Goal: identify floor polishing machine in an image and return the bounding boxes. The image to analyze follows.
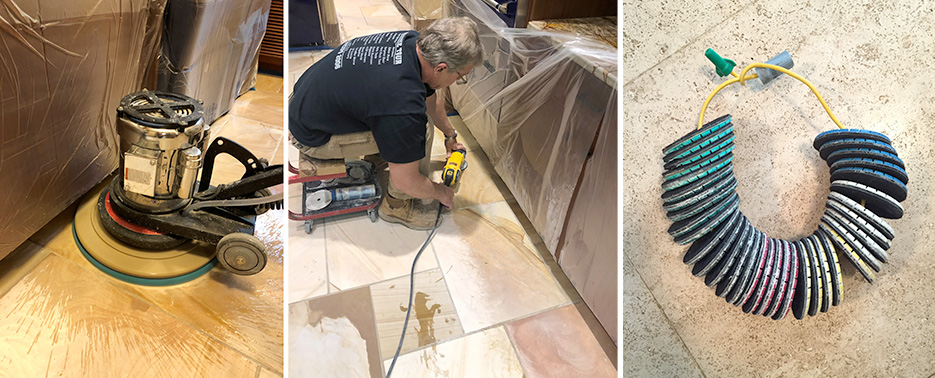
[72,90,284,285]
[385,148,466,377]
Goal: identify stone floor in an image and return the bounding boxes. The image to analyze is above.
[0,74,285,376]
[622,0,935,376]
[286,0,617,376]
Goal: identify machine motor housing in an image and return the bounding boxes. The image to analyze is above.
[115,90,208,213]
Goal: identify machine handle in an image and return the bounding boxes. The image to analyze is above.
[199,137,267,193]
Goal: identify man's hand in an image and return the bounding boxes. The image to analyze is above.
[433,182,455,209]
[388,161,455,208]
[444,138,466,157]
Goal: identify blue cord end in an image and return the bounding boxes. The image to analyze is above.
[756,50,795,84]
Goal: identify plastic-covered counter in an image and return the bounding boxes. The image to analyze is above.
[0,0,167,261]
[446,0,618,343]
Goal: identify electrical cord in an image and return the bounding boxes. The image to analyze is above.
[698,62,845,130]
[385,203,444,378]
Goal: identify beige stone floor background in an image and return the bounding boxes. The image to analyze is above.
[622,0,935,376]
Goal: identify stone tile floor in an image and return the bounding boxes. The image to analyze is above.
[286,1,616,376]
[0,74,285,377]
[622,0,935,376]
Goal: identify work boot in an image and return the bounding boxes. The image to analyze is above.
[298,155,345,178]
[378,195,443,230]
[363,153,387,171]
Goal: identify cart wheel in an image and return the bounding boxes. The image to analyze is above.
[305,220,314,234]
[216,233,267,276]
[368,208,378,223]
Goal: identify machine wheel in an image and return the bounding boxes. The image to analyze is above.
[305,220,314,234]
[216,233,267,275]
[368,208,378,223]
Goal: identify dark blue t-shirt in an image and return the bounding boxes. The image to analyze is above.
[289,31,435,164]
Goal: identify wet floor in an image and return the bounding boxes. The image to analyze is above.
[0,74,285,377]
[285,2,616,376]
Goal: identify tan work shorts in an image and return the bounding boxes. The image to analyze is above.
[290,121,436,199]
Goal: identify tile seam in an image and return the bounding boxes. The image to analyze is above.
[623,0,761,89]
[623,250,707,378]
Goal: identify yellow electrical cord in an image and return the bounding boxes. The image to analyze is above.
[697,62,846,130]
[697,73,757,130]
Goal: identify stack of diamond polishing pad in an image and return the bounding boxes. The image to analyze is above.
[660,114,907,320]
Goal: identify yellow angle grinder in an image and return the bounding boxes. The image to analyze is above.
[442,149,467,187]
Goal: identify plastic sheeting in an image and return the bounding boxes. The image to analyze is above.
[0,0,167,260]
[157,0,270,124]
[445,0,617,341]
[558,90,618,343]
[398,0,443,30]
[445,0,617,253]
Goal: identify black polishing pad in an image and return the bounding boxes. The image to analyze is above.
[821,222,875,284]
[812,232,836,313]
[662,153,734,192]
[815,232,844,307]
[684,210,743,265]
[818,138,899,160]
[664,137,735,171]
[662,163,733,204]
[663,114,733,158]
[772,240,798,320]
[830,157,908,185]
[825,148,905,170]
[663,127,735,166]
[828,192,895,240]
[735,234,770,307]
[822,215,882,272]
[802,236,824,316]
[755,239,786,316]
[727,230,765,305]
[830,167,907,202]
[674,203,739,246]
[790,240,812,320]
[743,237,777,314]
[716,228,762,298]
[665,177,737,221]
[826,197,891,253]
[668,192,738,241]
[813,128,892,150]
[664,174,735,212]
[830,180,904,219]
[693,219,750,277]
[704,218,754,286]
[663,147,734,181]
[727,230,764,305]
[824,207,889,263]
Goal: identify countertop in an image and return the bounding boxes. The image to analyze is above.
[528,17,617,88]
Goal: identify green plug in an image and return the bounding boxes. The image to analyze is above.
[705,48,736,77]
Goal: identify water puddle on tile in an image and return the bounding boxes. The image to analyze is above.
[399,291,442,348]
[254,210,284,265]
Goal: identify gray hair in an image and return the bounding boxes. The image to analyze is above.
[417,17,483,72]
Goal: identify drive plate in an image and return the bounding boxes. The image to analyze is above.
[73,185,216,284]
